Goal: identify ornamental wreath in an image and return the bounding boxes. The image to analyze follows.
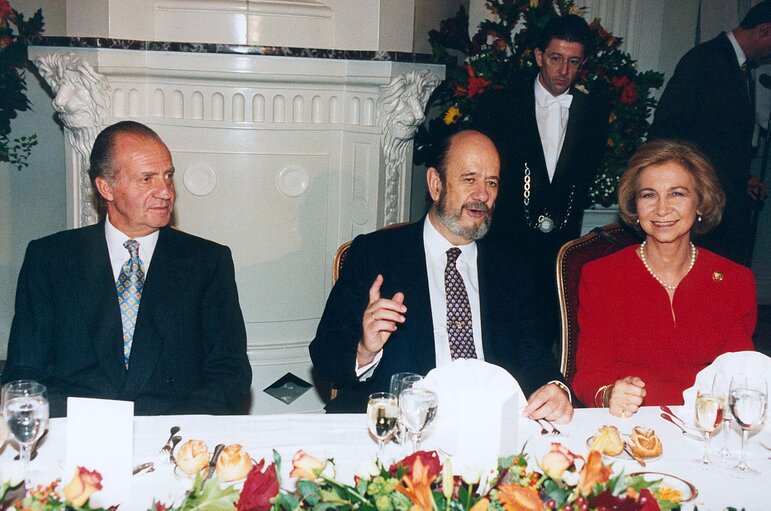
[413,0,664,207]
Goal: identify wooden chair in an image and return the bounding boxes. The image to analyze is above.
[325,222,410,401]
[556,223,641,385]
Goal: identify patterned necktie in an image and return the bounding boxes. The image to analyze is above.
[445,247,477,360]
[116,239,145,368]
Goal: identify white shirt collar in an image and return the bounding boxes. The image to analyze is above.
[727,30,748,67]
[104,215,160,279]
[534,75,572,108]
[423,214,477,263]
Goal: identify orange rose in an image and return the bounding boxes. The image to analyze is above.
[63,467,103,508]
[578,450,612,496]
[289,450,324,480]
[540,443,578,480]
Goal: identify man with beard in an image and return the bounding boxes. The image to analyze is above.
[310,130,572,420]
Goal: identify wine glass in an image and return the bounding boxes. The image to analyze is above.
[694,389,725,464]
[728,375,768,475]
[367,392,399,465]
[389,373,422,445]
[712,371,734,459]
[399,388,438,453]
[2,380,49,488]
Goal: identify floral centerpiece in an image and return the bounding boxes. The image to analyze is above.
[414,0,664,207]
[0,0,44,169]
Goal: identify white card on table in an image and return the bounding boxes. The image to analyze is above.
[64,397,133,507]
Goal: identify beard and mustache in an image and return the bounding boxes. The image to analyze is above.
[433,187,494,241]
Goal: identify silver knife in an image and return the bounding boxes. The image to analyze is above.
[201,444,225,483]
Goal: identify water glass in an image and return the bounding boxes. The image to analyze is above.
[367,392,399,465]
[399,388,438,453]
[728,375,768,476]
[389,373,423,397]
[2,380,49,488]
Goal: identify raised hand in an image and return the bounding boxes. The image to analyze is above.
[357,275,407,366]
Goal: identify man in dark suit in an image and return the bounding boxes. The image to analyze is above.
[310,130,573,422]
[3,121,252,417]
[475,15,608,350]
[648,1,771,265]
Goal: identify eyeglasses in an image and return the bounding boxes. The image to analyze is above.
[544,52,584,70]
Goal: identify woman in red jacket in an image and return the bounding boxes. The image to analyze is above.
[572,139,756,416]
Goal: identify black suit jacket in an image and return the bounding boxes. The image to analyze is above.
[309,220,564,413]
[475,78,608,255]
[648,33,754,263]
[4,222,252,417]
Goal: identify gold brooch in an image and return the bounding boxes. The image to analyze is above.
[713,272,724,282]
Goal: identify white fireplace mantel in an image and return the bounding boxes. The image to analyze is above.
[29,40,443,413]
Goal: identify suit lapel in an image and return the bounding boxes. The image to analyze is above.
[553,90,583,185]
[122,227,173,398]
[399,222,436,373]
[74,223,127,392]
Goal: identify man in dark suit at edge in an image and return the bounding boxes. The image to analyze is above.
[648,1,771,265]
[4,121,252,417]
[310,130,573,422]
[474,15,609,352]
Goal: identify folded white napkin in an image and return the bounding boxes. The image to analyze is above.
[418,359,522,470]
[681,351,770,427]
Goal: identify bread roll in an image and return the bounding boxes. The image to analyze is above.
[629,426,663,458]
[177,439,210,474]
[590,425,624,456]
[216,444,253,482]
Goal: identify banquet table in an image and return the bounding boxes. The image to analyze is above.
[0,406,768,510]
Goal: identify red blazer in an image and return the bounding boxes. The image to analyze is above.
[572,245,756,406]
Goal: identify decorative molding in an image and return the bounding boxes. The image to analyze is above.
[35,52,111,227]
[377,70,440,224]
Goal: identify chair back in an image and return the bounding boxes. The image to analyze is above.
[556,223,640,384]
[332,222,409,283]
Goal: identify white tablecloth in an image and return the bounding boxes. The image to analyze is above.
[0,406,768,510]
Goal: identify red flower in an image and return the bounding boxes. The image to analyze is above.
[63,467,103,509]
[390,450,441,480]
[637,489,662,511]
[612,76,638,104]
[454,64,491,99]
[0,0,13,19]
[237,459,280,511]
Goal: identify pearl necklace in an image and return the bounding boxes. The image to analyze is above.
[639,240,697,291]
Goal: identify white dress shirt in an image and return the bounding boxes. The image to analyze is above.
[727,30,748,68]
[534,76,573,182]
[104,215,159,281]
[356,217,484,378]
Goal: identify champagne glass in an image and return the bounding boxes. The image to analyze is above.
[399,388,438,453]
[367,392,399,465]
[2,381,49,488]
[712,371,734,459]
[729,375,768,475]
[694,389,725,464]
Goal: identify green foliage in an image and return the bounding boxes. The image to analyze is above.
[415,0,664,206]
[174,474,240,511]
[0,2,44,168]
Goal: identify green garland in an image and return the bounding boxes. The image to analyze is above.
[414,0,663,207]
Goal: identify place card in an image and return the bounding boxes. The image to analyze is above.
[65,397,134,507]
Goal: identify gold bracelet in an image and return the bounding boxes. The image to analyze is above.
[594,385,609,407]
[602,384,614,408]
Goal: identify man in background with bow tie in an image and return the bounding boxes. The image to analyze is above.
[3,121,252,417]
[475,15,609,352]
[310,130,572,422]
[649,1,771,266]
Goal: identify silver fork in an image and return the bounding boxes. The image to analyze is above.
[536,418,559,436]
[543,419,562,436]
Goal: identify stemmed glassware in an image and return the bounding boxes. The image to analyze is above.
[694,388,725,465]
[389,373,423,445]
[728,375,768,476]
[367,392,399,465]
[712,372,734,459]
[398,388,438,453]
[2,380,49,488]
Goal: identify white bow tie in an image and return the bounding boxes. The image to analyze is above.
[538,93,573,109]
